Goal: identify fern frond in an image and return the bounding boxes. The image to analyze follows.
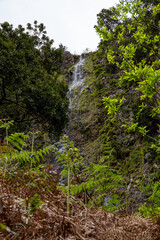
[7,133,28,150]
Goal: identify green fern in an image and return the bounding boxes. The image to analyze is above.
[12,144,56,167]
[7,132,28,150]
[0,120,14,143]
[139,181,160,219]
[71,162,125,210]
[0,120,56,171]
[55,135,84,216]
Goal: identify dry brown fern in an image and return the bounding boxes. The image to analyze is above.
[0,169,160,240]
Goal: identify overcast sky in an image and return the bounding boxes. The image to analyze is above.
[0,0,119,54]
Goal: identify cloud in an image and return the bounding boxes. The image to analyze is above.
[0,0,119,53]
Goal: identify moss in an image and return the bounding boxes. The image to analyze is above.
[67,50,160,212]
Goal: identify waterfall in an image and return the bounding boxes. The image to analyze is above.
[68,55,85,109]
[49,56,86,178]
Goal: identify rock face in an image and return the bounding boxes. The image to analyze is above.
[65,52,159,212]
[62,51,75,74]
[65,55,87,148]
[65,55,100,164]
[66,54,104,161]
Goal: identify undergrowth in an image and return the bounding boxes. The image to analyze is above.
[0,121,160,239]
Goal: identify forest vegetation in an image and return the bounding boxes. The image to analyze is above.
[0,0,160,239]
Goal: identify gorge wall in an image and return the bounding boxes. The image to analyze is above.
[64,50,160,211]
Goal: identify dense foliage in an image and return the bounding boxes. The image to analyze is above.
[94,0,160,166]
[0,125,159,239]
[1,0,160,237]
[0,21,69,136]
[68,0,160,215]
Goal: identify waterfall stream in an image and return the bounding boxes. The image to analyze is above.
[68,55,85,109]
[50,56,86,175]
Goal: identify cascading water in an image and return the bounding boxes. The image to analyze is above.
[51,56,86,182]
[68,55,85,109]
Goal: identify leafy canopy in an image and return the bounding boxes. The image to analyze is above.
[0,21,69,136]
[95,0,160,135]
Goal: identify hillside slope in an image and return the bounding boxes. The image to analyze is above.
[67,0,160,213]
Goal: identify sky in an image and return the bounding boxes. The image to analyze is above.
[0,0,119,54]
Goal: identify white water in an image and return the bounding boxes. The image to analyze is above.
[68,55,85,109]
[69,56,85,91]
